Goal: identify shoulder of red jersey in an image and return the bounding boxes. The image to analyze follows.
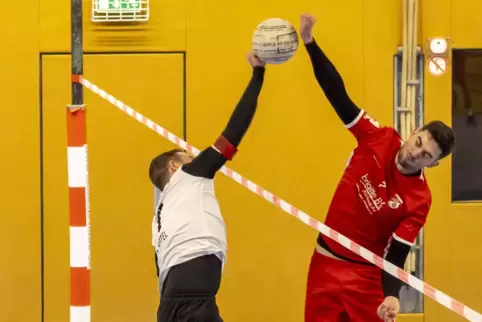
[346,109,401,143]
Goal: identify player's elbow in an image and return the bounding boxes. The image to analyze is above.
[385,239,411,268]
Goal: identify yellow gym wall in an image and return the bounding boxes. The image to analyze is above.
[1,0,480,322]
[0,1,41,322]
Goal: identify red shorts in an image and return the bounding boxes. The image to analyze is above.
[305,250,385,322]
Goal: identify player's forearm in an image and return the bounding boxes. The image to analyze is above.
[304,38,360,125]
[182,67,265,179]
[382,239,411,298]
[222,66,265,147]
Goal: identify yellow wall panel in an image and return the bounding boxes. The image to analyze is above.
[422,0,482,321]
[40,0,186,52]
[399,314,424,322]
[0,1,41,322]
[420,0,452,38]
[452,0,482,48]
[42,53,184,321]
[363,0,402,126]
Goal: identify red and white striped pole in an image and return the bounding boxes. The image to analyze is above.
[69,0,89,319]
[67,97,91,322]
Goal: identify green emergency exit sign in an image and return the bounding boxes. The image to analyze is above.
[95,0,141,12]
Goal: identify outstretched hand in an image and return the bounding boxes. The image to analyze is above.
[247,51,266,68]
[377,296,400,322]
[300,13,317,44]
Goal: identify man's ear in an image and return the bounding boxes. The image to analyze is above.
[168,160,178,172]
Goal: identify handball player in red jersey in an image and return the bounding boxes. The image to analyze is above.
[299,13,455,322]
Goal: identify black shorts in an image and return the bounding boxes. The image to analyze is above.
[157,255,223,322]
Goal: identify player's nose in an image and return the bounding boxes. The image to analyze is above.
[412,149,422,159]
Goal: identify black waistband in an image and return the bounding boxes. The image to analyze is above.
[162,255,222,298]
[160,294,216,301]
[317,234,373,266]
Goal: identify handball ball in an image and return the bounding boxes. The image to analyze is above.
[252,18,299,65]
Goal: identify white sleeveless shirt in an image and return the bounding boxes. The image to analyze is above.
[151,167,227,292]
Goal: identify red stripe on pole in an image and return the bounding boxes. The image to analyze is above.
[66,106,86,147]
[69,187,86,226]
[71,267,90,306]
[72,74,82,83]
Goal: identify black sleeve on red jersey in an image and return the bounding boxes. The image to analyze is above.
[382,239,412,298]
[304,39,361,125]
[183,67,265,179]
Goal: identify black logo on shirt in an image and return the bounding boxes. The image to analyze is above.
[156,203,168,246]
[156,203,163,232]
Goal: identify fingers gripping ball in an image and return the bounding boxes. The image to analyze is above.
[252,18,299,65]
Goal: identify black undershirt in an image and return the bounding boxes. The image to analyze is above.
[306,38,411,299]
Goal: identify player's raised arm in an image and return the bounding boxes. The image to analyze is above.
[300,13,384,142]
[183,52,266,178]
[300,13,361,126]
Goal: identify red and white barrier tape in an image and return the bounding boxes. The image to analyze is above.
[80,76,482,322]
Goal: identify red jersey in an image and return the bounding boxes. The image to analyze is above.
[322,109,432,262]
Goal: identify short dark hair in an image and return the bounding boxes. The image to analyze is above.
[421,120,455,160]
[149,148,184,191]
